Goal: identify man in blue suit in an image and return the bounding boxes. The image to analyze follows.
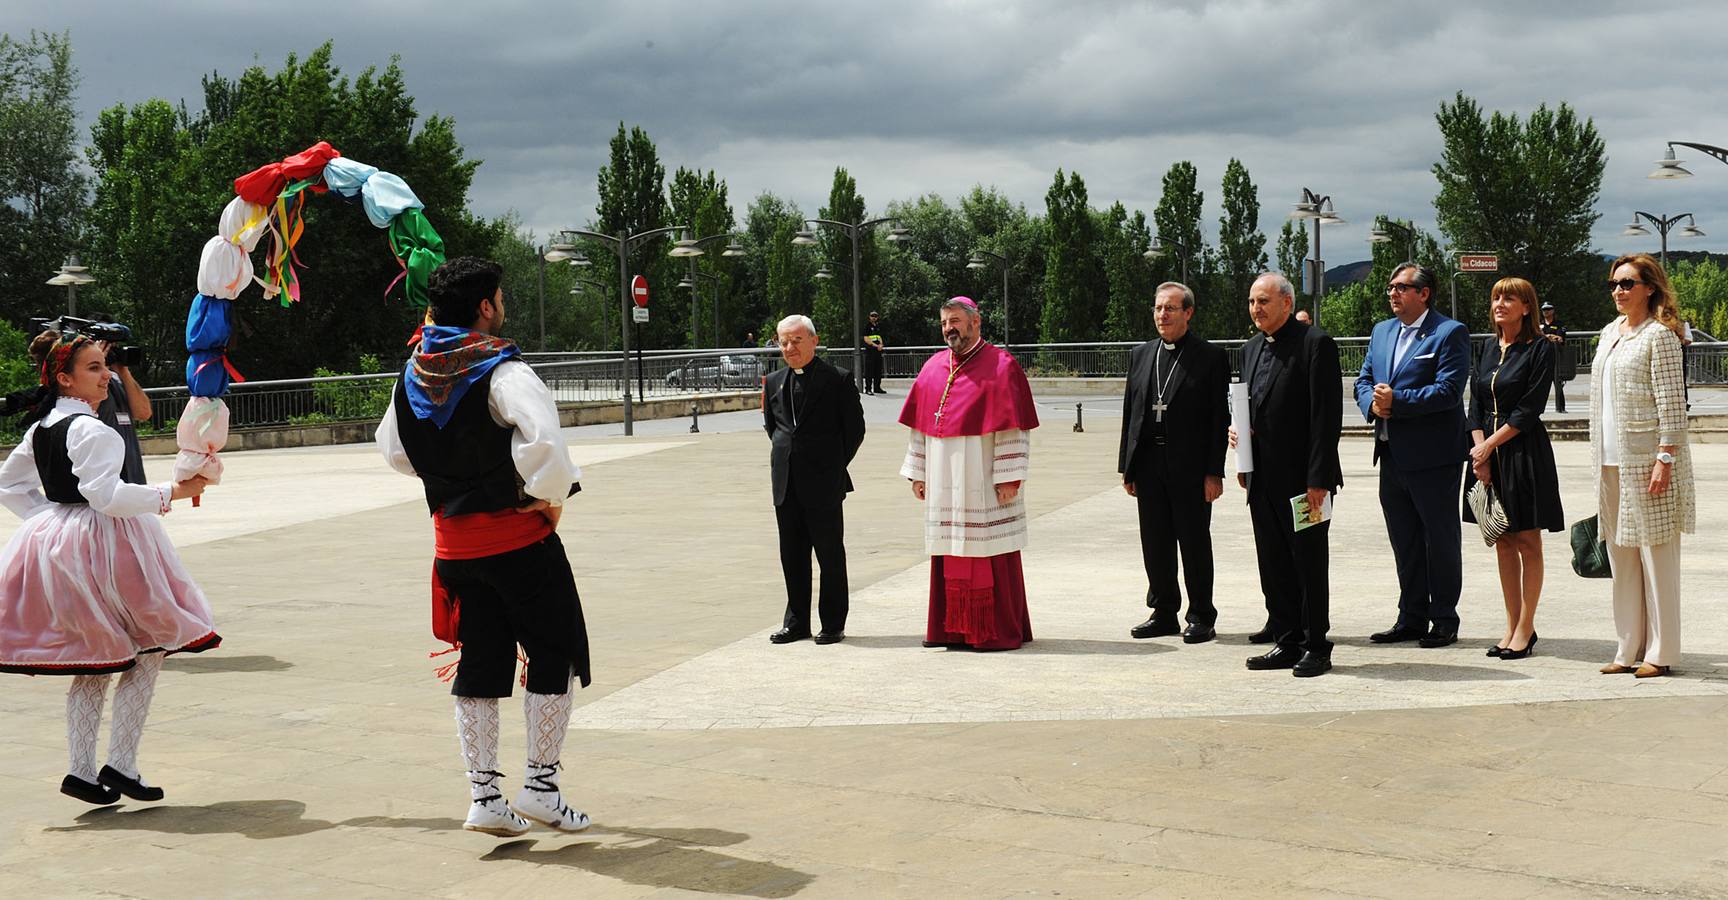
[1354,263,1470,648]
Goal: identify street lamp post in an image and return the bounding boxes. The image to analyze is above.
[45,254,96,316]
[546,225,686,435]
[1649,141,1728,180]
[966,249,1011,348]
[1141,235,1191,284]
[1621,211,1705,267]
[792,218,909,389]
[1288,188,1346,327]
[670,230,746,348]
[1368,218,1417,262]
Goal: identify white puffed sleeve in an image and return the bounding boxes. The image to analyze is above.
[375,394,417,478]
[487,361,581,505]
[0,422,50,520]
[65,417,170,517]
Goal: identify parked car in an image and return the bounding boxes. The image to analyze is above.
[664,354,766,388]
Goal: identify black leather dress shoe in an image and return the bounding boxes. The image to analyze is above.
[60,774,120,806]
[98,765,164,801]
[1245,646,1302,670]
[769,628,812,644]
[1369,623,1428,644]
[1181,624,1216,644]
[1418,629,1459,648]
[1247,625,1275,644]
[814,631,845,645]
[1130,616,1180,639]
[1292,651,1332,678]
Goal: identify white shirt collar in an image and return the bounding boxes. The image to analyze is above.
[55,396,97,415]
[1400,309,1431,331]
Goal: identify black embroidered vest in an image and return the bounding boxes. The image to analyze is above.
[393,370,520,516]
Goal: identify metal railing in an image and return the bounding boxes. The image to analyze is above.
[130,336,1728,433]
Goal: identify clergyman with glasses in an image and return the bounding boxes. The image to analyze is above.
[1352,262,1472,649]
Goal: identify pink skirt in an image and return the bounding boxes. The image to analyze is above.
[0,504,219,675]
[926,552,1032,650]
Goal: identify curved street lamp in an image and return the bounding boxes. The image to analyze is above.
[547,225,692,435]
[966,248,1012,348]
[1141,235,1191,284]
[1622,211,1705,266]
[1649,141,1728,179]
[1289,188,1345,327]
[1367,218,1417,262]
[791,218,908,388]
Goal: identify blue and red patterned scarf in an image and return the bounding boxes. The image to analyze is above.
[403,325,520,428]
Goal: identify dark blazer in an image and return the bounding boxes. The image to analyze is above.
[1118,333,1229,483]
[1241,319,1344,500]
[1352,308,1471,470]
[762,355,866,507]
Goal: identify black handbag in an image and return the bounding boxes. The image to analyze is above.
[1569,515,1611,579]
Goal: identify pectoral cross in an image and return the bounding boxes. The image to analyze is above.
[1151,402,1167,423]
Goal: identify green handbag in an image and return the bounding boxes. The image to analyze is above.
[1570,515,1611,579]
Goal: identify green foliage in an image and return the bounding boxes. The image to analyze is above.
[0,30,88,330]
[1041,169,1102,343]
[1319,281,1382,338]
[1276,220,1307,285]
[1217,158,1269,318]
[668,167,736,348]
[1100,203,1154,342]
[738,192,814,341]
[0,316,35,397]
[813,168,880,354]
[959,186,1044,347]
[1669,258,1728,338]
[305,354,394,421]
[1432,92,1606,331]
[82,43,492,384]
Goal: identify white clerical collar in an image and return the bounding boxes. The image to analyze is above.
[792,367,805,375]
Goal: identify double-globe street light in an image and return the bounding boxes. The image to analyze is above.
[546,225,689,435]
[965,249,1012,349]
[670,230,746,347]
[1288,188,1346,327]
[791,218,910,389]
[1622,212,1705,267]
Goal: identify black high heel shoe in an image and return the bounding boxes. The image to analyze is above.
[1486,645,1506,657]
[1500,632,1537,661]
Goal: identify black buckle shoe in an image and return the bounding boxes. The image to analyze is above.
[60,774,121,806]
[98,765,164,801]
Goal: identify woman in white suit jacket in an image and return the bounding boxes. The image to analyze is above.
[1590,253,1694,678]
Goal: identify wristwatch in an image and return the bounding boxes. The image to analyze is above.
[1656,451,1675,465]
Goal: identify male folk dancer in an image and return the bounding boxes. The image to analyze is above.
[900,297,1040,650]
[378,257,592,836]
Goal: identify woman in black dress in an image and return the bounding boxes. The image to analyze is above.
[1463,277,1565,660]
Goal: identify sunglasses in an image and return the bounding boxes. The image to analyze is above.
[1607,278,1645,292]
[1386,283,1422,294]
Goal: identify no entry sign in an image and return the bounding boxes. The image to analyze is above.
[631,275,650,307]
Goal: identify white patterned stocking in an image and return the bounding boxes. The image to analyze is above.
[106,653,163,780]
[65,675,111,782]
[454,696,501,800]
[523,681,572,772]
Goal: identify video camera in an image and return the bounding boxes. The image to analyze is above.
[31,315,145,370]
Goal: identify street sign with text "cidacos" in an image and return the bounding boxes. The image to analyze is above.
[1458,254,1499,273]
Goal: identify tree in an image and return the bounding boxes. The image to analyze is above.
[594,123,678,348]
[884,192,970,345]
[84,44,494,380]
[1100,203,1154,341]
[1668,258,1728,338]
[1276,220,1308,284]
[1432,92,1606,330]
[1152,162,1211,334]
[960,185,1045,348]
[667,167,735,347]
[739,191,812,341]
[0,30,87,329]
[1217,158,1268,316]
[815,167,878,356]
[1041,169,1100,343]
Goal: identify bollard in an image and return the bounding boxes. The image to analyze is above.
[1072,402,1084,433]
[689,403,701,433]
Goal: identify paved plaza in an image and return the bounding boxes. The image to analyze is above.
[3,388,1728,898]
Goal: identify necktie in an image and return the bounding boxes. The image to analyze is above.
[1392,324,1418,373]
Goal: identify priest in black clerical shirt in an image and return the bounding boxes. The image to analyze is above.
[1118,282,1230,644]
[762,314,866,645]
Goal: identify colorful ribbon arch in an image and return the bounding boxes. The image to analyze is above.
[173,140,444,491]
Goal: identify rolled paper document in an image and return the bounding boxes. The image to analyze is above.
[1230,380,1253,474]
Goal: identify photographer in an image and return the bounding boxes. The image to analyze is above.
[91,315,151,485]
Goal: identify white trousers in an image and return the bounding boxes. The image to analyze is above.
[1600,466,1682,667]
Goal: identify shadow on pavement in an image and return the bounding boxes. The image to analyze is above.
[480,827,813,897]
[987,638,1174,656]
[164,654,294,674]
[1337,663,1531,682]
[48,800,335,839]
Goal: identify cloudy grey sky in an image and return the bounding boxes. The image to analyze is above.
[8,0,1728,266]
